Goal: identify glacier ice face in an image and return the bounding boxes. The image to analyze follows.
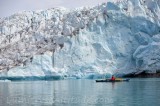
[133,34,160,72]
[0,0,160,78]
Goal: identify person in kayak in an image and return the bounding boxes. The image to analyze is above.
[111,75,116,81]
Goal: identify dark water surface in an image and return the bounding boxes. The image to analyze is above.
[0,78,160,106]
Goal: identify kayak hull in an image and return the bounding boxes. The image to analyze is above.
[96,78,130,82]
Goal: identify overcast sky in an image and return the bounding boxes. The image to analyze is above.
[0,0,118,18]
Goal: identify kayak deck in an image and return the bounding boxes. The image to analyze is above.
[96,78,130,82]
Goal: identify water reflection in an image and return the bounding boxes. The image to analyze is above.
[111,82,115,89]
[0,79,160,106]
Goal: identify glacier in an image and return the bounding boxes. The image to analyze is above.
[0,0,160,79]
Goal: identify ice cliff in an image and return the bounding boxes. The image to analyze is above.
[0,0,160,78]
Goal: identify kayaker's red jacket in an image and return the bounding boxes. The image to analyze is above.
[111,76,115,80]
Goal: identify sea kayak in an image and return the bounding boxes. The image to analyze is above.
[96,78,130,82]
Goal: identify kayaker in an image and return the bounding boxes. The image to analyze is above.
[111,75,116,81]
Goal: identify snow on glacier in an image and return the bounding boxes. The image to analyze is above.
[0,0,160,78]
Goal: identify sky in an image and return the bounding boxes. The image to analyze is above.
[0,0,117,18]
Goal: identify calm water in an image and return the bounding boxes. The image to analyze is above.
[0,78,160,106]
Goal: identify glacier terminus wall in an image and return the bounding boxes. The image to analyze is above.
[0,0,160,78]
